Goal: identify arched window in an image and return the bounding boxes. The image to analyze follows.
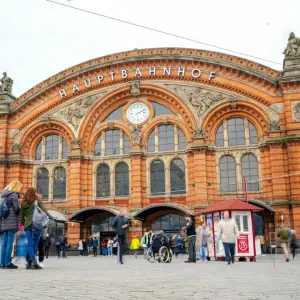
[249,122,258,144]
[123,134,131,154]
[95,134,102,156]
[151,214,186,233]
[216,123,224,147]
[45,135,59,160]
[115,163,129,196]
[35,142,42,160]
[105,105,124,121]
[159,125,174,151]
[178,128,186,150]
[53,167,66,200]
[170,159,186,195]
[105,130,120,155]
[147,131,155,152]
[37,168,49,200]
[96,164,110,198]
[228,118,245,146]
[242,154,259,191]
[151,160,165,195]
[220,156,236,192]
[62,139,68,159]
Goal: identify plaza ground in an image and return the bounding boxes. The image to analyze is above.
[0,254,299,300]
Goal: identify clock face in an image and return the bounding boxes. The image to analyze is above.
[126,102,150,124]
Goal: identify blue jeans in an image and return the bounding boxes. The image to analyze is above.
[25,226,42,261]
[1,231,16,266]
[102,247,107,256]
[223,242,236,263]
[200,245,207,261]
[107,246,112,256]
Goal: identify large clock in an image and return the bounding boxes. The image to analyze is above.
[126,102,150,124]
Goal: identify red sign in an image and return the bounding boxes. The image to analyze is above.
[237,234,249,253]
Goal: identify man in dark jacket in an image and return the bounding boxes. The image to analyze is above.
[182,215,196,263]
[112,208,129,264]
[44,234,51,258]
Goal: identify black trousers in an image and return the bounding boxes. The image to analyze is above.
[291,246,296,259]
[117,236,126,263]
[93,247,97,256]
[45,246,50,258]
[38,238,45,263]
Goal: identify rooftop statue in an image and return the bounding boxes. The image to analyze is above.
[283,32,300,57]
[0,72,13,94]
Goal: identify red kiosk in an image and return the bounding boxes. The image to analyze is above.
[198,199,263,262]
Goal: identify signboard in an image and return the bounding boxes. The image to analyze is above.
[237,234,249,253]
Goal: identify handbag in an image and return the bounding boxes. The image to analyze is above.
[32,200,49,230]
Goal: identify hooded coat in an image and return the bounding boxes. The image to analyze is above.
[1,189,20,232]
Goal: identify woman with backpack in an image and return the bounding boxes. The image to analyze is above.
[19,187,47,270]
[0,180,22,269]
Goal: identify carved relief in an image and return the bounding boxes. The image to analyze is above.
[71,138,81,149]
[267,120,280,132]
[12,142,21,153]
[292,101,300,122]
[131,126,141,145]
[167,85,236,118]
[193,127,205,139]
[130,81,140,97]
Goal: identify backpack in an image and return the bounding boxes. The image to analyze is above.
[280,227,289,240]
[0,197,10,218]
[32,200,49,230]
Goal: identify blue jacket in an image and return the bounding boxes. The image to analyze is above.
[177,236,184,246]
[93,239,99,248]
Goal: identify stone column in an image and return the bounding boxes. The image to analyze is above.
[101,133,105,157]
[42,137,46,161]
[120,131,124,155]
[223,120,228,147]
[58,136,63,159]
[154,127,159,152]
[244,118,250,146]
[174,126,179,151]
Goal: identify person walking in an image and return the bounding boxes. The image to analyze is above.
[44,234,51,258]
[177,235,184,256]
[169,234,178,256]
[78,239,83,256]
[0,180,22,269]
[112,207,129,264]
[107,238,113,257]
[141,232,148,259]
[290,230,297,261]
[37,226,47,269]
[182,215,196,263]
[61,234,68,258]
[277,224,291,262]
[82,239,88,256]
[55,236,63,259]
[93,237,99,257]
[88,236,94,256]
[196,222,208,262]
[19,187,47,270]
[216,211,239,265]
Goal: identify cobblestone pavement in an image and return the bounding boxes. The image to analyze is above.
[0,254,299,300]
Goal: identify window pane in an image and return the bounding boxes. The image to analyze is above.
[152,102,174,116]
[96,164,110,197]
[115,163,129,196]
[95,135,102,156]
[243,215,249,232]
[37,168,49,200]
[249,122,258,144]
[178,128,186,150]
[53,167,66,200]
[242,154,259,191]
[105,105,124,121]
[151,160,165,195]
[220,156,237,192]
[235,215,241,231]
[227,118,245,146]
[216,124,224,147]
[62,139,68,159]
[151,214,186,234]
[123,134,130,154]
[105,130,120,155]
[35,141,42,160]
[45,135,59,160]
[170,159,186,195]
[148,131,155,152]
[159,125,174,151]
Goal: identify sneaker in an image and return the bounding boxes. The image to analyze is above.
[26,261,32,270]
[37,262,44,269]
[184,260,194,263]
[32,260,43,270]
[6,263,18,269]
[120,261,123,265]
[286,258,290,262]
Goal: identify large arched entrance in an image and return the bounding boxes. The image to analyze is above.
[134,204,193,237]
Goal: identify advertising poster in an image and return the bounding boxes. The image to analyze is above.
[237,234,249,254]
[214,213,224,256]
[206,215,214,257]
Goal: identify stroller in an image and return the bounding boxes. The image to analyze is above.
[147,231,172,263]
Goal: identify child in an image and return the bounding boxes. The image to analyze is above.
[196,222,208,262]
[15,223,27,265]
[130,236,141,258]
[290,230,297,261]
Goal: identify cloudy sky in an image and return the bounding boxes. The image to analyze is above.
[1,0,300,97]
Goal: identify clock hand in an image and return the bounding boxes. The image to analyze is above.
[136,110,145,115]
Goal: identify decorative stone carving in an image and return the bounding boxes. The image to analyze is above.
[283,32,300,58]
[58,94,99,130]
[170,86,236,118]
[193,127,205,139]
[292,101,300,122]
[131,126,141,145]
[267,120,280,132]
[0,72,13,94]
[71,138,81,149]
[12,142,21,153]
[107,122,114,129]
[130,81,140,97]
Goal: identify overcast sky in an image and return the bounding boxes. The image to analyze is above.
[1,0,300,97]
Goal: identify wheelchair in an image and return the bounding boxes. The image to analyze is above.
[147,234,172,263]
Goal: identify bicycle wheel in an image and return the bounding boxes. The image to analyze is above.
[159,246,170,263]
[147,247,155,263]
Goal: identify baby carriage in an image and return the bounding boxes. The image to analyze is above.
[147,231,172,263]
